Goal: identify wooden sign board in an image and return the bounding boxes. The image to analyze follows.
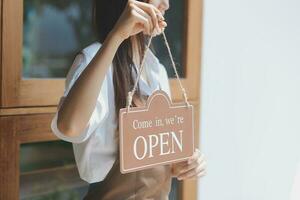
[119,90,194,174]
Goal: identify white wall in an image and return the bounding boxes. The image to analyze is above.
[198,0,300,199]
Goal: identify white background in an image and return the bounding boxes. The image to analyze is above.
[198,0,300,199]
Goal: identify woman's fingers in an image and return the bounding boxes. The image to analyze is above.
[180,166,207,180]
[179,159,200,174]
[135,0,164,21]
[181,158,207,175]
[188,148,201,164]
[134,2,157,33]
[157,20,167,35]
[131,4,154,35]
[112,0,167,40]
[177,162,207,180]
[131,8,151,35]
[134,0,166,35]
[174,153,206,176]
[173,149,207,180]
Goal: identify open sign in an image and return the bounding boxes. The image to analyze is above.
[119,90,194,174]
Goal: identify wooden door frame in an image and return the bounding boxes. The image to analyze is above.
[1,0,65,107]
[0,0,203,199]
[0,113,59,200]
[180,1,203,199]
[1,0,202,108]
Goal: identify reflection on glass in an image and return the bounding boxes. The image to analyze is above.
[20,141,88,199]
[23,0,95,78]
[152,0,185,78]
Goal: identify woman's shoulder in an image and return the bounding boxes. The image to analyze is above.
[81,41,102,60]
[66,41,101,80]
[64,41,109,93]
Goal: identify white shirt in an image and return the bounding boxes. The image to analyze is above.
[50,41,171,183]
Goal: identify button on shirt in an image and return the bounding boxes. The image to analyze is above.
[50,42,171,183]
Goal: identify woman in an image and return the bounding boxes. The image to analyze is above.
[51,0,207,199]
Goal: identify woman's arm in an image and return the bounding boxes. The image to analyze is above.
[57,32,122,137]
[57,0,166,138]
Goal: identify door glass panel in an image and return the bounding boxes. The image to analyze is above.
[152,0,186,78]
[20,141,88,199]
[169,178,180,200]
[20,141,180,199]
[23,0,186,79]
[23,0,95,78]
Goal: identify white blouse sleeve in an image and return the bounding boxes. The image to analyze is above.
[51,52,109,144]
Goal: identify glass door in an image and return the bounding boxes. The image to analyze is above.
[1,0,202,199]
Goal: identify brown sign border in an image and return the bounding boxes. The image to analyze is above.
[119,90,194,174]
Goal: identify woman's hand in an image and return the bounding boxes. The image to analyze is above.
[171,148,207,181]
[111,0,167,41]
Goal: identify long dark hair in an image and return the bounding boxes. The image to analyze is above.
[92,0,147,123]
